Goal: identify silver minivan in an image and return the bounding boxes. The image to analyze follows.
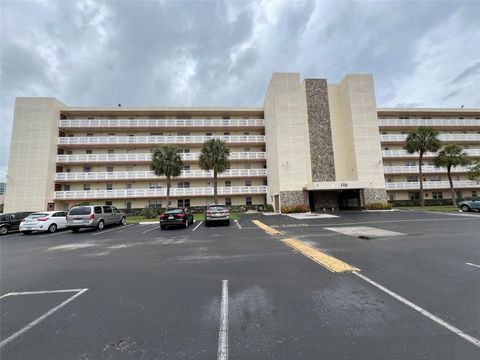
[67,205,127,232]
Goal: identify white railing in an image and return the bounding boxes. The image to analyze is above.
[381,134,480,142]
[60,119,265,128]
[382,149,480,158]
[56,152,267,163]
[55,169,267,181]
[378,118,480,127]
[383,165,471,174]
[58,135,265,145]
[385,181,479,190]
[54,186,268,200]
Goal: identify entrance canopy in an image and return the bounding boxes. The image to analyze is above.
[306,181,374,191]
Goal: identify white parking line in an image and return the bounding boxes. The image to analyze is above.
[466,262,480,269]
[192,221,203,232]
[0,289,86,299]
[354,272,480,348]
[0,288,88,348]
[217,280,229,360]
[142,225,160,234]
[91,224,131,236]
[234,220,242,230]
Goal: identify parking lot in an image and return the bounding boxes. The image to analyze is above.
[1,210,479,359]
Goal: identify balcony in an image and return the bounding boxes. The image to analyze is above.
[382,149,480,158]
[379,118,480,128]
[55,169,267,182]
[60,118,265,130]
[381,134,480,143]
[54,186,268,200]
[56,152,267,164]
[385,180,479,190]
[58,135,265,147]
[383,165,471,174]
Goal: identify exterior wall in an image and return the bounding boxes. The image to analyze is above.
[362,188,388,205]
[279,191,307,208]
[4,98,64,212]
[313,191,337,210]
[264,73,312,205]
[304,79,336,181]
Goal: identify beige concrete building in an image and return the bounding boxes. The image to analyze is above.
[4,73,480,213]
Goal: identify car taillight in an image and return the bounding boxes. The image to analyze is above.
[37,217,48,221]
[90,214,95,220]
[177,213,185,217]
[160,214,165,219]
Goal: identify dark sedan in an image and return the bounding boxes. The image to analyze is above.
[160,208,194,229]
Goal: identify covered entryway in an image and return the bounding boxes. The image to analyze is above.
[336,189,361,210]
[308,189,362,211]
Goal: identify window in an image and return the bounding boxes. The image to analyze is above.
[177,199,191,207]
[430,175,441,181]
[125,201,132,209]
[408,192,420,200]
[66,150,73,155]
[263,179,268,186]
[103,206,113,213]
[179,148,190,153]
[177,181,190,188]
[244,147,250,152]
[107,149,114,154]
[106,184,113,190]
[107,166,113,172]
[407,176,418,182]
[86,149,93,154]
[64,185,71,191]
[83,184,91,191]
[105,201,113,206]
[464,145,470,149]
[225,180,231,187]
[472,191,478,197]
[84,166,91,173]
[382,132,387,135]
[246,196,252,205]
[456,191,462,199]
[149,182,162,189]
[126,183,132,189]
[432,192,443,199]
[225,197,232,206]
[94,206,102,214]
[244,163,251,169]
[386,177,393,183]
[86,133,93,137]
[177,132,190,136]
[405,160,416,166]
[243,132,249,135]
[112,207,120,214]
[148,200,162,209]
[206,132,212,136]
[224,132,230,136]
[183,165,191,171]
[222,116,230,119]
[388,193,396,201]
[126,165,134,171]
[245,179,252,187]
[65,168,71,173]
[87,117,94,120]
[127,149,135,154]
[384,147,389,150]
[108,133,116,136]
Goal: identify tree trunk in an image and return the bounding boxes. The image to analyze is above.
[419,153,425,207]
[213,169,218,205]
[448,166,455,206]
[166,176,171,210]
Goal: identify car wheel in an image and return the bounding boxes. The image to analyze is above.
[0,226,9,235]
[461,205,471,212]
[226,220,230,226]
[119,217,127,226]
[97,220,104,230]
[22,231,32,235]
[204,221,209,227]
[184,219,189,228]
[71,228,80,233]
[48,223,57,233]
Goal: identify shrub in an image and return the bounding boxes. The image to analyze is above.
[142,206,158,219]
[281,204,309,214]
[366,203,392,210]
[264,204,274,212]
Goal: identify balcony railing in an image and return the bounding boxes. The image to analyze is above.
[60,118,265,128]
[56,152,267,164]
[383,165,471,174]
[385,181,479,190]
[55,169,267,181]
[382,149,480,158]
[58,135,265,146]
[379,118,480,127]
[54,186,268,200]
[381,134,480,143]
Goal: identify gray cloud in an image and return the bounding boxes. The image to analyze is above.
[1,0,479,181]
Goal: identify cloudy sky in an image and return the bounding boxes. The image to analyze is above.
[1,0,479,181]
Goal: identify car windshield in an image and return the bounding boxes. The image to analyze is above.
[165,209,183,214]
[26,213,49,219]
[69,207,91,215]
[208,206,226,211]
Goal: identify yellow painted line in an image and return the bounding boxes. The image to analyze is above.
[251,220,282,235]
[282,238,360,273]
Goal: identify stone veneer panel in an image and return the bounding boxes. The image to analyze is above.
[362,188,388,205]
[313,191,338,211]
[280,191,308,209]
[305,79,336,182]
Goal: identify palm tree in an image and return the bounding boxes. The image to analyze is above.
[469,161,480,181]
[199,139,230,205]
[434,144,470,205]
[405,126,441,206]
[150,144,183,209]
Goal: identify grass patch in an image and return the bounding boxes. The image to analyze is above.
[395,205,460,213]
[126,212,242,224]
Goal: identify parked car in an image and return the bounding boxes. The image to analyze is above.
[205,204,230,226]
[457,198,480,212]
[67,205,127,232]
[160,208,194,230]
[0,212,34,235]
[19,211,68,234]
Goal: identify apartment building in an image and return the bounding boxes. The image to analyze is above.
[4,73,480,213]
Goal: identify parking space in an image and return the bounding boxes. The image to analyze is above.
[1,211,479,359]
